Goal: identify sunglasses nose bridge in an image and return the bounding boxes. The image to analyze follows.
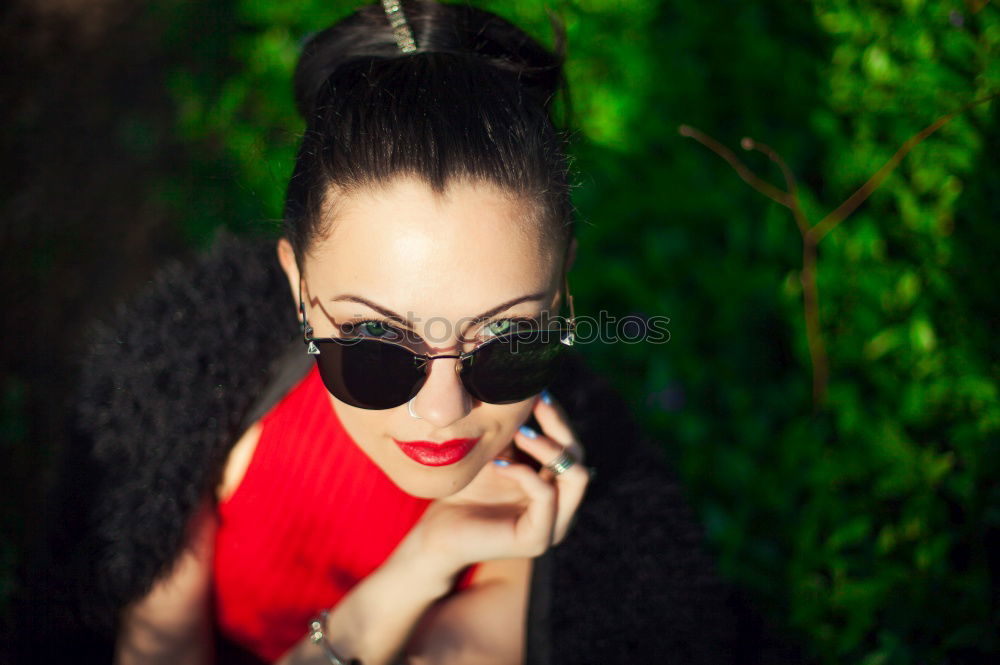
[412,352,467,374]
[409,354,475,426]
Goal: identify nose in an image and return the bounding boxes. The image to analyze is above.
[408,356,472,428]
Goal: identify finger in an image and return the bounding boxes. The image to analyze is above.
[514,427,589,484]
[532,393,585,463]
[492,462,557,555]
[551,466,590,545]
[512,429,590,544]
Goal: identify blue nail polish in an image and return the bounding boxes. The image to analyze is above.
[493,458,511,466]
[540,389,553,405]
[519,425,538,438]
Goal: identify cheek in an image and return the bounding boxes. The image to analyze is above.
[329,396,392,450]
[485,400,537,444]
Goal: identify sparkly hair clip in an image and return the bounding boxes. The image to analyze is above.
[381,0,417,53]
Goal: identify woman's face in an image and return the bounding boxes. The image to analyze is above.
[279,175,567,499]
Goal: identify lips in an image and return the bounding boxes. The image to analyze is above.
[392,437,480,466]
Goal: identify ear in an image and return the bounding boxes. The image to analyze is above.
[557,237,578,315]
[564,237,578,273]
[276,237,302,322]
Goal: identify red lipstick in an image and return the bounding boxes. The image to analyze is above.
[392,437,480,466]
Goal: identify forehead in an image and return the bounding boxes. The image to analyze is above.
[304,176,559,317]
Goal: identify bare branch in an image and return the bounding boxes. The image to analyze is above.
[800,238,827,406]
[679,91,997,409]
[742,138,811,235]
[810,91,999,243]
[679,125,791,206]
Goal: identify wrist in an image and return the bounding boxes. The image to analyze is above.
[315,544,457,665]
[385,528,464,597]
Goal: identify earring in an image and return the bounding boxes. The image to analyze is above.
[407,397,422,419]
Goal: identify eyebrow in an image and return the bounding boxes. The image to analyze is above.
[329,292,549,331]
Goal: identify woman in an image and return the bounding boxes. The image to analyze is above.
[28,1,743,663]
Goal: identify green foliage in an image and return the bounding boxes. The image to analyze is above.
[155,0,999,662]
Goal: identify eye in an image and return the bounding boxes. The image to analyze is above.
[480,317,538,340]
[361,320,389,337]
[340,318,403,341]
[485,319,512,337]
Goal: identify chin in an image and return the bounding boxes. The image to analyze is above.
[387,461,480,499]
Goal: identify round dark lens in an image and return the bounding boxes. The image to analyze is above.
[462,328,567,404]
[314,338,425,409]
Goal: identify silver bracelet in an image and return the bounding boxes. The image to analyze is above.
[308,610,363,665]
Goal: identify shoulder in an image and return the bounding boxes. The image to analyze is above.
[545,355,740,661]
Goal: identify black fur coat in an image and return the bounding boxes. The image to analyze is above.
[22,233,769,664]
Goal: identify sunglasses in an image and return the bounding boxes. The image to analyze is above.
[299,276,576,410]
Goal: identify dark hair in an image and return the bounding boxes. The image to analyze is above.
[283,0,574,267]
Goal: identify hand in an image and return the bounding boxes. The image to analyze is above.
[395,392,591,576]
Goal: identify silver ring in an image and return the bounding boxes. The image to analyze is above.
[542,449,576,477]
[407,397,422,419]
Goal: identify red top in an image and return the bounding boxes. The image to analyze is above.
[213,365,479,662]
